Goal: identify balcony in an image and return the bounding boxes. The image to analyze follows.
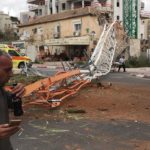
[140,11,150,19]
[27,0,45,5]
[28,5,38,11]
[73,31,81,37]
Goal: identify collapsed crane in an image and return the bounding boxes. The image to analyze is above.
[7,22,117,108]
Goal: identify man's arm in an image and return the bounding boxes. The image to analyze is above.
[0,124,20,139]
[11,83,25,98]
[5,83,25,109]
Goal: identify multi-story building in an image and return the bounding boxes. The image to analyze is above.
[27,0,47,16]
[0,11,20,35]
[19,7,112,59]
[20,0,150,58]
[10,17,20,34]
[23,0,97,25]
[0,11,12,32]
[27,0,112,16]
[20,11,35,24]
[25,0,149,40]
[141,19,150,52]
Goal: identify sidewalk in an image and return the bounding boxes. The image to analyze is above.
[127,67,150,78]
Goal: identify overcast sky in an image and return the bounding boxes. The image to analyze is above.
[0,0,149,18]
[0,0,28,17]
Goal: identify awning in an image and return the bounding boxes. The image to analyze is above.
[45,36,90,46]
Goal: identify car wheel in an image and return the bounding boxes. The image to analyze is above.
[18,62,25,68]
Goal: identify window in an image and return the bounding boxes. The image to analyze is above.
[55,24,60,33]
[8,50,20,56]
[117,0,120,7]
[13,43,25,49]
[141,33,143,39]
[50,8,52,14]
[74,23,81,32]
[141,2,144,10]
[39,9,42,15]
[117,16,120,20]
[54,24,60,38]
[62,3,66,10]
[56,25,60,33]
[56,6,59,13]
[32,28,37,34]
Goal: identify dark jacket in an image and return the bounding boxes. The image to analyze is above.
[0,87,13,150]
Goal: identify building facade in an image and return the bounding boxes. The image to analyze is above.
[27,0,112,16]
[19,7,112,59]
[20,11,35,24]
[0,11,12,32]
[25,0,150,40]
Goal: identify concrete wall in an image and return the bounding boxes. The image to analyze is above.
[129,39,141,57]
[143,19,150,40]
[139,19,147,39]
[113,0,123,22]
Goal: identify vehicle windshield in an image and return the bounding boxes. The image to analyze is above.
[13,43,25,49]
[8,50,20,56]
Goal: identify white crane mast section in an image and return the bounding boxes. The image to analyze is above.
[81,22,117,80]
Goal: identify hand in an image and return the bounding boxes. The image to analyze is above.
[0,124,20,139]
[11,83,25,98]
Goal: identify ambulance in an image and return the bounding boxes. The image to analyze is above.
[0,44,31,68]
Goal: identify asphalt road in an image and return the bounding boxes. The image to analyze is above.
[101,72,150,86]
[11,119,150,150]
[11,71,150,150]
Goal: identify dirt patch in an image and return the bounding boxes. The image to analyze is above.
[23,83,150,124]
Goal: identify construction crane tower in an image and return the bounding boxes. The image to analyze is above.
[123,0,139,38]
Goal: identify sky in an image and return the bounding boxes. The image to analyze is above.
[0,0,28,17]
[0,0,149,18]
[142,0,150,11]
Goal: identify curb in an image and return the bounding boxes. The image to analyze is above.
[32,65,70,70]
[131,73,150,79]
[33,65,57,69]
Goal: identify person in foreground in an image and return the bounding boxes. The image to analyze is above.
[0,50,25,150]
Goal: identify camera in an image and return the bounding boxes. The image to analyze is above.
[12,83,24,116]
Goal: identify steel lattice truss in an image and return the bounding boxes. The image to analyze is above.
[123,0,138,38]
[81,22,117,80]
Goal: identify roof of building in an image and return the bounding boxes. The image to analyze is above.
[19,7,112,27]
[10,16,20,22]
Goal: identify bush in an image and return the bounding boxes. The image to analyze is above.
[126,56,150,68]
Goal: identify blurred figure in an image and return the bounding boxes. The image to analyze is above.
[118,56,126,72]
